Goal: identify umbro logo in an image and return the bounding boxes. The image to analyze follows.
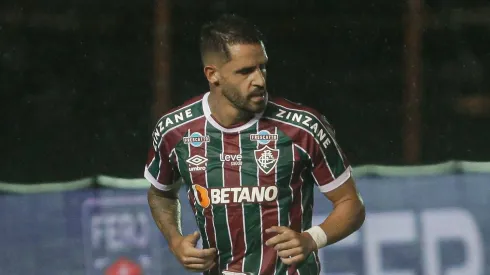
[186,155,208,166]
[186,155,207,172]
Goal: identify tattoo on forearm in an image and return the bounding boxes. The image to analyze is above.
[148,189,182,243]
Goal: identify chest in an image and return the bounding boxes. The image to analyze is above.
[173,130,306,189]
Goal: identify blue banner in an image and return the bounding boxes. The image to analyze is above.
[0,173,488,275]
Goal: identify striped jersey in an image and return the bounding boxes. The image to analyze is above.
[145,92,352,275]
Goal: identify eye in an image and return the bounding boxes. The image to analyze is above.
[237,67,255,75]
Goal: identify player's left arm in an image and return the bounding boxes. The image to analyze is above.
[304,114,365,248]
[266,113,365,265]
[266,177,364,265]
[317,176,365,245]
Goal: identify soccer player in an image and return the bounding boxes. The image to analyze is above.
[145,14,365,275]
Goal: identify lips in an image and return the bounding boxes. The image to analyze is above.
[249,90,265,98]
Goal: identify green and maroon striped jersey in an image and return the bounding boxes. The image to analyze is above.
[145,92,352,275]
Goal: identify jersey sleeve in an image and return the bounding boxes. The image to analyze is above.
[144,133,181,191]
[307,115,352,193]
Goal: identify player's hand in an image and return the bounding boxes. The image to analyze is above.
[171,231,217,272]
[265,226,317,265]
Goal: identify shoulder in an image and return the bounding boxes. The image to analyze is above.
[265,96,335,133]
[151,93,206,150]
[156,94,204,121]
[268,97,319,114]
[264,96,337,151]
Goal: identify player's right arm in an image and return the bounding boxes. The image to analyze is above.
[145,128,216,272]
[147,186,216,272]
[147,184,182,252]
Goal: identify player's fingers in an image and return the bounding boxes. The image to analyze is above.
[185,261,216,272]
[204,260,216,270]
[265,233,291,247]
[274,239,301,251]
[277,247,302,258]
[185,247,217,258]
[266,226,290,234]
[184,231,201,246]
[281,254,305,265]
[199,247,217,258]
[181,256,209,265]
[200,258,216,270]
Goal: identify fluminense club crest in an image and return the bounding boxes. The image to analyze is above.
[254,146,279,174]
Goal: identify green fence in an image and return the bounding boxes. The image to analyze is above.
[1,160,489,194]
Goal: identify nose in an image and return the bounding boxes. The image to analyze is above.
[251,67,266,88]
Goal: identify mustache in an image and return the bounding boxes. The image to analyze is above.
[249,89,266,97]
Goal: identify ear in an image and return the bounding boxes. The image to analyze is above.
[204,65,220,85]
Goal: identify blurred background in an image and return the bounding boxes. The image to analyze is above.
[1,0,489,274]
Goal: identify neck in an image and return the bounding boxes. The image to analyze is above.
[208,91,254,127]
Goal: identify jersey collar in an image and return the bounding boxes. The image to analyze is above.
[202,91,267,133]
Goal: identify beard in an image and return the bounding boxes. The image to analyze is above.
[222,86,267,114]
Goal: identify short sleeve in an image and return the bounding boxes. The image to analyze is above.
[144,136,180,191]
[308,115,352,193]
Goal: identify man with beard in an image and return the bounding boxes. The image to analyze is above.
[145,14,365,275]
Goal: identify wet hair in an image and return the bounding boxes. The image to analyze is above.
[200,14,264,64]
